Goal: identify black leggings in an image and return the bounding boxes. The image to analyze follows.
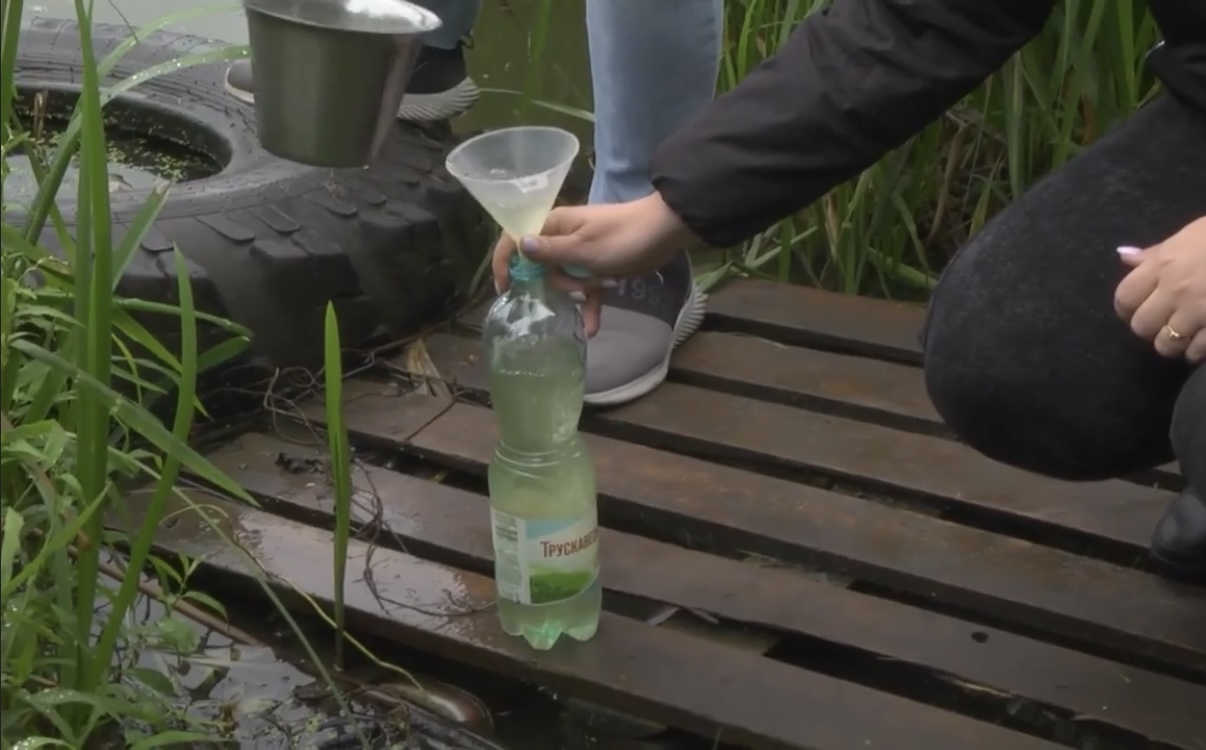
[921,94,1205,494]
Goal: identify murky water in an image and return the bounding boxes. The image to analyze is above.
[83,562,349,749]
[19,0,593,141]
[3,88,222,209]
[131,622,323,748]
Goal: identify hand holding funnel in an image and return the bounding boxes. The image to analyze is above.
[445,126,590,278]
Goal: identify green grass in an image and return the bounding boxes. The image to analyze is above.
[504,0,1159,299]
[0,2,377,745]
[713,0,1161,297]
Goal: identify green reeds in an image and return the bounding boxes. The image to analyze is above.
[716,0,1160,296]
[0,1,366,744]
[323,302,354,670]
[502,0,1158,298]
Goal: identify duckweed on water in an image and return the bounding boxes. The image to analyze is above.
[3,90,223,207]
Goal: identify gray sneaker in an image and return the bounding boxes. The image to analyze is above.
[584,250,707,406]
[224,43,479,122]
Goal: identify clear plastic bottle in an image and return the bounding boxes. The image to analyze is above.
[482,255,601,650]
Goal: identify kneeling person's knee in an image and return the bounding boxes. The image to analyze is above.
[922,285,1172,482]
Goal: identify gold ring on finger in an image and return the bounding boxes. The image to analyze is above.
[1165,324,1187,342]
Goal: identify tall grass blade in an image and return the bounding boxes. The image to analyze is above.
[0,0,24,146]
[109,183,170,289]
[91,250,200,684]
[0,508,24,593]
[520,0,554,121]
[0,470,111,600]
[64,0,115,696]
[10,340,256,506]
[322,302,353,669]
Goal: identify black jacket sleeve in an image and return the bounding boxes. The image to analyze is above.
[650,0,1057,247]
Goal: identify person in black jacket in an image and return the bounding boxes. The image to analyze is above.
[491,0,1206,582]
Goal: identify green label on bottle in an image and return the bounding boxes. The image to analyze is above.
[491,510,599,605]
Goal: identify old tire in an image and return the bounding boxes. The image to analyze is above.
[14,17,490,369]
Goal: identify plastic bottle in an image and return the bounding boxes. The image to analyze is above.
[481,254,602,650]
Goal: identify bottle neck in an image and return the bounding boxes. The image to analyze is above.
[508,254,546,288]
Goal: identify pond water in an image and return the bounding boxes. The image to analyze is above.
[13,2,612,748]
[19,0,595,141]
[14,0,595,213]
[3,87,223,209]
[87,560,580,749]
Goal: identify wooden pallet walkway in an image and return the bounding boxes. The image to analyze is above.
[144,280,1205,749]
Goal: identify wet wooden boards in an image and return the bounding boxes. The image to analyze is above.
[705,278,928,364]
[180,279,1205,749]
[130,488,1059,750]
[456,284,1183,483]
[419,334,1175,558]
[207,431,1206,749]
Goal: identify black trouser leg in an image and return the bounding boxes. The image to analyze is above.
[1172,365,1206,497]
[920,95,1206,579]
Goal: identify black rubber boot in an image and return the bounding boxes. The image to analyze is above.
[1153,365,1205,584]
[1149,491,1206,584]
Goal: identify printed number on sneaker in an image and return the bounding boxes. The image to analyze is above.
[614,278,665,310]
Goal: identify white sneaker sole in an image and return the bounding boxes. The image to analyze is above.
[396,77,480,121]
[224,75,479,122]
[584,282,708,407]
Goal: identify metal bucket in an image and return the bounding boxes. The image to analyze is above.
[243,0,442,167]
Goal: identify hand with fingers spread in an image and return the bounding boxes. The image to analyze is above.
[1115,216,1206,364]
[491,193,695,336]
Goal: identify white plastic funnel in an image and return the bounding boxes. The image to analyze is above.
[445,126,579,242]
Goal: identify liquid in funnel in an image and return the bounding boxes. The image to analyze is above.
[445,126,578,243]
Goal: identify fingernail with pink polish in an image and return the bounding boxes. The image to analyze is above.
[1116,245,1142,256]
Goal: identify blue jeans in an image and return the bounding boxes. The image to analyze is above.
[586,0,723,204]
[416,0,723,202]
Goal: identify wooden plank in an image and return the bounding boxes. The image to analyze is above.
[671,331,1181,483]
[673,330,944,435]
[458,280,926,364]
[421,333,1171,557]
[703,283,1181,481]
[298,385,1206,680]
[206,431,1206,749]
[457,303,934,433]
[125,489,1063,750]
[612,383,1176,551]
[459,306,1183,483]
[707,279,927,363]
